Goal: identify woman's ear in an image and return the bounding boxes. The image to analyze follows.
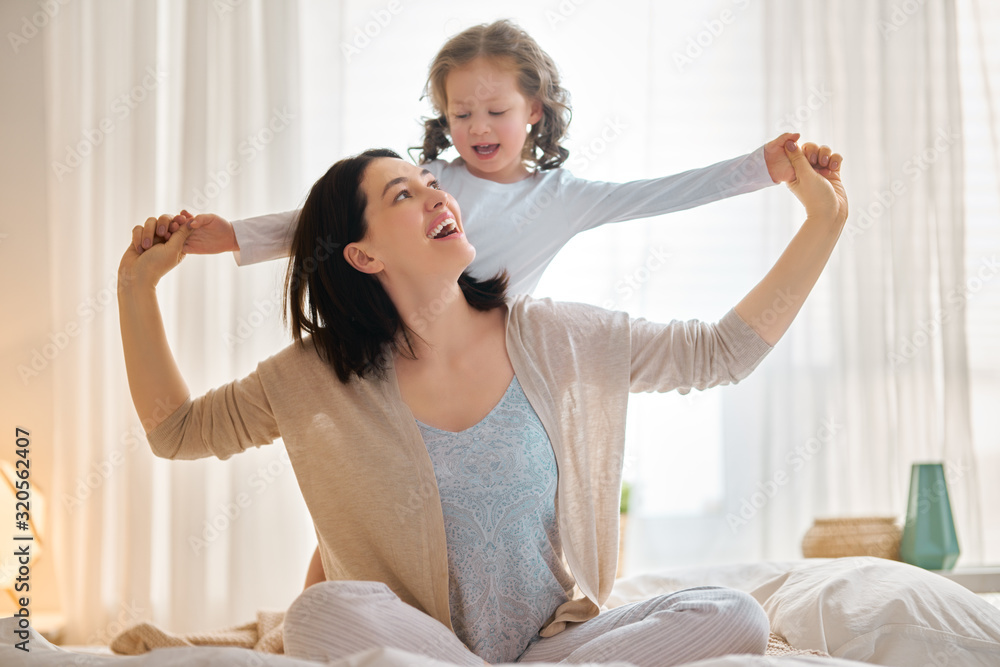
[528,99,543,126]
[343,243,383,274]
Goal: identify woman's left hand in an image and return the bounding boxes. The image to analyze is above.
[119,214,193,291]
[783,140,848,227]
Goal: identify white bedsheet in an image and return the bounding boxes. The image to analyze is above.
[3,558,999,666]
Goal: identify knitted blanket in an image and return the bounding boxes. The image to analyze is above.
[111,610,284,655]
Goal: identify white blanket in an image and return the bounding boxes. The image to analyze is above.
[3,558,999,666]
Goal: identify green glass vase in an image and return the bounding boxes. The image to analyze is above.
[899,463,960,570]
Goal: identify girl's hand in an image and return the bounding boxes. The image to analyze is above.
[763,132,801,183]
[165,210,239,254]
[120,214,193,291]
[784,140,847,226]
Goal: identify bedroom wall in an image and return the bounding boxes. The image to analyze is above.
[0,0,62,621]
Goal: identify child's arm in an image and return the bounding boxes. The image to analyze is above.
[561,132,804,233]
[146,208,300,266]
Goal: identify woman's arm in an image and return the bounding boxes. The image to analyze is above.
[627,141,846,393]
[733,141,847,345]
[119,215,194,432]
[120,217,282,459]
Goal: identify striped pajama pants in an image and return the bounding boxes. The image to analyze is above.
[283,580,770,666]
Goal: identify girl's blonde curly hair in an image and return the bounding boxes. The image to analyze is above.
[415,20,572,171]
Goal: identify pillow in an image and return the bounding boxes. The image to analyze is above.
[751,557,1000,665]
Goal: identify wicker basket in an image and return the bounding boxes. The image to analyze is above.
[801,516,902,560]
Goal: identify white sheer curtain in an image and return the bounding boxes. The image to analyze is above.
[47,0,322,642]
[957,0,1000,561]
[747,0,981,563]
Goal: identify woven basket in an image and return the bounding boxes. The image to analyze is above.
[801,516,902,560]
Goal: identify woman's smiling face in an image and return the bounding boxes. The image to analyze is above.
[344,158,475,285]
[444,57,543,184]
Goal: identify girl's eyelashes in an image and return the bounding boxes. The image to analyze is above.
[450,110,508,119]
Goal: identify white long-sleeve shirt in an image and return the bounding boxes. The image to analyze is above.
[232,149,774,294]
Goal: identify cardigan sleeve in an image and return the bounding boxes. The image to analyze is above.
[629,308,773,394]
[144,368,281,460]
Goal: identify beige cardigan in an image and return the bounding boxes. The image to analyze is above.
[147,295,772,637]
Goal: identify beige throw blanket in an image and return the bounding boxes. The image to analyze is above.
[111,610,284,655]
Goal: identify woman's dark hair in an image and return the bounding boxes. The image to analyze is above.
[283,148,509,383]
[415,19,572,171]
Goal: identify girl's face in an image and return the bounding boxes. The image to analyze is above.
[346,158,474,286]
[444,57,543,184]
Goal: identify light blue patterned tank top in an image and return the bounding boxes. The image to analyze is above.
[416,375,572,664]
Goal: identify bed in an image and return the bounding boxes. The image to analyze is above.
[3,557,999,666]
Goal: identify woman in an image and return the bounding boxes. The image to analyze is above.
[118,140,847,666]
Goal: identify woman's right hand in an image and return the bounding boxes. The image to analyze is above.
[119,214,194,291]
[784,140,848,227]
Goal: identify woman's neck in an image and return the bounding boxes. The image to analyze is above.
[389,279,496,363]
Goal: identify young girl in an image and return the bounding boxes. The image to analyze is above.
[139,19,815,298]
[120,139,847,666]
